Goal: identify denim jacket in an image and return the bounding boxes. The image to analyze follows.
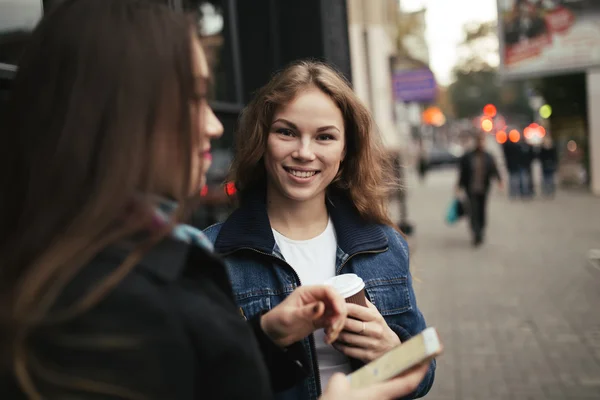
[204,190,436,399]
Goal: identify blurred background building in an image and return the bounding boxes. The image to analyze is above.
[2,0,600,219]
[347,0,402,151]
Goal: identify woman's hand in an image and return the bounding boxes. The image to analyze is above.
[260,285,347,348]
[332,300,401,363]
[320,362,429,400]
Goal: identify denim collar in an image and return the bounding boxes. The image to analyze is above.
[213,188,388,256]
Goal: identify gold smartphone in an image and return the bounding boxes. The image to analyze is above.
[347,327,443,389]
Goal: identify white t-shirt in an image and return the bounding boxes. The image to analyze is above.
[272,218,352,389]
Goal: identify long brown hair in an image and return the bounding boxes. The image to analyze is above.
[230,60,398,227]
[0,0,199,397]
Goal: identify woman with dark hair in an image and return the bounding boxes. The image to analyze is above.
[0,1,428,399]
[204,61,435,399]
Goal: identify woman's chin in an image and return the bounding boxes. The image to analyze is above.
[280,187,326,204]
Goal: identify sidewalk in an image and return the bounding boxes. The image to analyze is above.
[405,169,600,400]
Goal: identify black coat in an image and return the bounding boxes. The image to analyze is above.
[502,141,519,173]
[458,150,500,195]
[539,145,558,172]
[2,238,308,399]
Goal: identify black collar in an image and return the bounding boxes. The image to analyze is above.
[102,237,191,283]
[213,189,388,256]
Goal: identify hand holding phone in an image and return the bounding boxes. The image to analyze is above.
[346,327,443,389]
[320,363,430,400]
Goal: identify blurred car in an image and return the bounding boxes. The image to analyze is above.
[425,144,463,168]
[190,148,237,229]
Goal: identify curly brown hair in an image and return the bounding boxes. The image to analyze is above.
[229,60,399,227]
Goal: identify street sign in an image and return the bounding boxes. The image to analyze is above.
[392,68,437,103]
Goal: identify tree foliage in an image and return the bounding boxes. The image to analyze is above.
[449,21,532,120]
[395,9,429,68]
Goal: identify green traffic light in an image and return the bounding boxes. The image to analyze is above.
[540,105,552,119]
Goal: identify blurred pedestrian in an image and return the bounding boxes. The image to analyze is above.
[204,60,435,399]
[506,138,533,199]
[502,140,520,198]
[539,136,558,197]
[457,133,504,246]
[526,140,536,197]
[0,1,428,399]
[517,139,534,198]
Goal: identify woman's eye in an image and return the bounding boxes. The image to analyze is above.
[317,134,335,141]
[276,128,295,137]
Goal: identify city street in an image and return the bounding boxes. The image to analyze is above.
[405,168,600,400]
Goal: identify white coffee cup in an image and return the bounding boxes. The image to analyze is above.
[324,274,367,307]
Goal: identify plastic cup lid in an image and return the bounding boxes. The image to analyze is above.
[324,273,365,299]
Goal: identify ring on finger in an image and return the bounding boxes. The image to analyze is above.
[358,321,366,335]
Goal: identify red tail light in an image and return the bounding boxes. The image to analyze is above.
[225,182,237,196]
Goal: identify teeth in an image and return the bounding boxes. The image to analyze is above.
[288,169,317,178]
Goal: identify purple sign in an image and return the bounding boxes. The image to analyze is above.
[392,68,437,103]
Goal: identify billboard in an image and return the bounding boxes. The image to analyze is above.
[498,0,600,79]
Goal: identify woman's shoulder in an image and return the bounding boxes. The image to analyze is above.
[43,241,197,371]
[29,239,240,399]
[63,238,193,314]
[377,224,410,259]
[58,238,236,347]
[64,236,222,315]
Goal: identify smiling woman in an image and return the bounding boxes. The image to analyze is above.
[265,86,346,210]
[229,61,397,223]
[204,60,436,399]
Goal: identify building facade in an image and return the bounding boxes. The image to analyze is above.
[347,0,401,150]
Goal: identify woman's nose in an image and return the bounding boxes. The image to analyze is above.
[204,107,223,139]
[293,138,316,161]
